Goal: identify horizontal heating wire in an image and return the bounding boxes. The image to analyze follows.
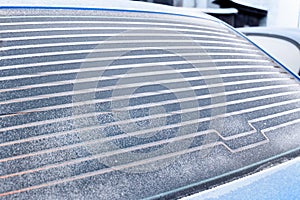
[0,92,299,163]
[1,13,298,198]
[0,107,299,190]
[4,81,296,117]
[1,102,299,180]
[0,38,253,53]
[0,70,284,106]
[0,78,294,147]
[0,46,262,71]
[1,114,300,197]
[0,64,275,94]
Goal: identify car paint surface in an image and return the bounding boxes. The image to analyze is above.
[238,27,300,76]
[183,157,300,200]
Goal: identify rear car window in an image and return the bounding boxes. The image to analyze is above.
[0,8,300,199]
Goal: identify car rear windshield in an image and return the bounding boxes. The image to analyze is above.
[0,7,300,199]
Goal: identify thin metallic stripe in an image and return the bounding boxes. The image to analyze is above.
[0,119,271,179]
[0,47,261,72]
[0,49,261,61]
[1,33,245,44]
[19,83,298,116]
[0,20,229,33]
[0,52,264,72]
[0,26,232,36]
[0,96,298,167]
[0,38,253,52]
[0,15,223,26]
[8,111,297,180]
[0,65,275,94]
[0,115,297,195]
[5,45,259,56]
[0,71,280,106]
[0,16,223,31]
[0,130,215,179]
[251,107,300,123]
[262,118,300,132]
[0,90,298,141]
[0,142,224,197]
[1,46,263,60]
[0,58,270,82]
[0,83,296,149]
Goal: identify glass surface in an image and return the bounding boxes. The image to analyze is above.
[0,8,299,199]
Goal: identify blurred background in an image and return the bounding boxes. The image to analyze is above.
[132,0,300,28]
